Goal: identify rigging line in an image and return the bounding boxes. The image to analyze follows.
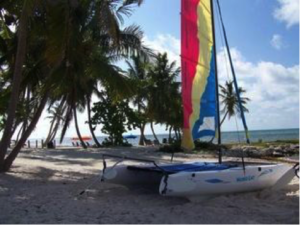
[181,54,212,72]
[214,0,246,171]
[234,114,241,144]
[234,113,246,172]
[215,0,250,144]
[216,0,240,143]
[215,5,231,82]
[215,0,239,143]
[200,0,212,14]
[215,0,246,172]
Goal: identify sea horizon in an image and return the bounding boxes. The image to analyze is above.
[26,127,299,147]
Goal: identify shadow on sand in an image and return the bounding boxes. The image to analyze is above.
[0,148,298,224]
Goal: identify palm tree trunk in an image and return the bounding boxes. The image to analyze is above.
[44,99,66,146]
[208,111,229,143]
[168,126,172,143]
[87,96,101,147]
[1,92,49,172]
[150,121,159,143]
[9,118,21,143]
[22,86,31,136]
[178,128,182,140]
[16,124,24,143]
[44,116,57,146]
[138,123,146,146]
[220,110,229,126]
[174,128,178,140]
[0,1,29,166]
[49,123,59,142]
[49,113,63,142]
[73,105,87,149]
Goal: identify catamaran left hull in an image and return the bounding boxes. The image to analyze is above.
[102,165,163,190]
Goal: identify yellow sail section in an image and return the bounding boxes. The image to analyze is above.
[181,0,217,150]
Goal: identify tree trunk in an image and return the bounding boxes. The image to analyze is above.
[168,126,172,143]
[0,1,29,165]
[208,111,229,143]
[49,116,61,142]
[1,92,49,172]
[22,86,31,136]
[220,110,229,126]
[44,98,65,146]
[209,111,228,143]
[8,118,21,143]
[178,128,182,140]
[73,105,87,149]
[44,116,57,146]
[138,123,146,146]
[150,121,159,143]
[87,96,101,147]
[16,124,24,142]
[49,123,59,142]
[174,128,178,141]
[50,103,68,143]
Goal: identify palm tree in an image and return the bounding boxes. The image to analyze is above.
[44,0,151,148]
[0,0,150,171]
[86,94,102,147]
[0,0,31,169]
[147,53,181,142]
[44,99,66,146]
[126,55,150,145]
[0,0,55,171]
[219,81,250,125]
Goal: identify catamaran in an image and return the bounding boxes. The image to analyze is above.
[98,0,299,200]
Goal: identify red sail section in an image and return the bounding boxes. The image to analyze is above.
[181,0,200,129]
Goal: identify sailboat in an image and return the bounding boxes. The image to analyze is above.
[99,0,298,200]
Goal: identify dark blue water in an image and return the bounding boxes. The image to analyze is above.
[30,128,299,147]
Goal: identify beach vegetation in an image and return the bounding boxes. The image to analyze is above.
[91,89,140,146]
[147,53,182,143]
[125,52,182,146]
[0,0,149,172]
[125,55,150,145]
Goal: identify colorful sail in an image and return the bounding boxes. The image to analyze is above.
[181,0,217,150]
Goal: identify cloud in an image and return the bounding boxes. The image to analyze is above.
[143,34,180,66]
[143,34,299,130]
[270,34,283,50]
[217,47,299,130]
[274,0,299,28]
[27,34,299,139]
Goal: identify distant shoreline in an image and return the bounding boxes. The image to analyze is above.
[23,128,299,147]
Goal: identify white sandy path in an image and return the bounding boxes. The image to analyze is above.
[0,147,299,224]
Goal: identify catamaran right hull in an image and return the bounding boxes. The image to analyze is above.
[159,164,295,200]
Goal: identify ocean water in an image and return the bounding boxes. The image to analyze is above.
[29,128,299,147]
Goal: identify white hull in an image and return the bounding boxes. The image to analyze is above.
[102,162,295,199]
[159,164,294,199]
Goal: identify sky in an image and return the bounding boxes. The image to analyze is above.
[28,0,299,139]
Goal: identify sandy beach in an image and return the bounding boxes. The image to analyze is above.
[0,147,298,224]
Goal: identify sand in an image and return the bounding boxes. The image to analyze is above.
[0,147,298,224]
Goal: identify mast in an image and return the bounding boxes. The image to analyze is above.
[215,0,250,144]
[210,0,222,163]
[181,0,225,152]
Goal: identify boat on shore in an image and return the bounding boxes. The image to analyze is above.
[99,0,299,200]
[101,154,298,200]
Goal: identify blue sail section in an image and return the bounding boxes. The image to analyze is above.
[192,47,217,139]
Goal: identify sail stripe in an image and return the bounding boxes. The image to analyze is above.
[182,0,217,150]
